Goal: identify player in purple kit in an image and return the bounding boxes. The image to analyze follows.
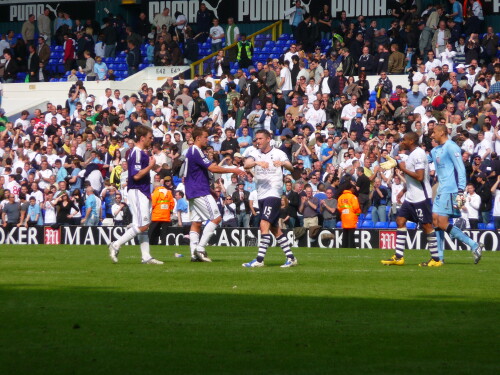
[108,125,163,264]
[185,127,246,262]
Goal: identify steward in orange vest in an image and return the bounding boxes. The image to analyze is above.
[338,184,361,248]
[149,184,175,245]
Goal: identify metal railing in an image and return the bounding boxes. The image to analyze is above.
[190,20,283,77]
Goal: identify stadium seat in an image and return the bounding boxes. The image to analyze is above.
[375,222,389,228]
[336,221,342,228]
[486,223,495,230]
[362,220,373,228]
[367,207,373,213]
[365,213,372,220]
[406,222,417,229]
[358,214,365,221]
[389,221,398,228]
[478,223,486,229]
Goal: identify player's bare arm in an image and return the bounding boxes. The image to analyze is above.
[208,163,247,177]
[244,158,269,169]
[398,162,425,182]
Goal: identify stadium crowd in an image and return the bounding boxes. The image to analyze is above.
[1,0,500,232]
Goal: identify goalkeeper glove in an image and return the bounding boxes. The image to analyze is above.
[455,189,465,210]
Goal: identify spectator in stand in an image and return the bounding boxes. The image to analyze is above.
[232,181,250,227]
[299,185,319,228]
[221,195,237,227]
[80,50,96,81]
[2,194,20,230]
[153,8,174,33]
[370,177,388,223]
[22,14,35,46]
[3,50,18,83]
[321,187,337,228]
[174,190,189,227]
[126,41,141,77]
[94,56,108,80]
[63,33,76,72]
[209,18,224,53]
[37,8,52,45]
[25,196,42,227]
[102,17,118,58]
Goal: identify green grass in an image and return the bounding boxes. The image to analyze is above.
[0,245,499,375]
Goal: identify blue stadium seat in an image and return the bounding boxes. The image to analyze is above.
[478,223,486,229]
[367,207,373,213]
[365,213,372,221]
[336,221,342,228]
[375,222,389,228]
[358,214,365,221]
[389,221,397,228]
[486,223,495,230]
[406,222,417,229]
[362,221,374,228]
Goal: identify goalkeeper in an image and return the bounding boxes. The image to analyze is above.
[430,124,483,264]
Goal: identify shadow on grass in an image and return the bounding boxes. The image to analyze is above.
[0,286,498,375]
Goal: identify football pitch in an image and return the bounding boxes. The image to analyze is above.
[1,245,499,375]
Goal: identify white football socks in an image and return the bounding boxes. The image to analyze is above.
[189,231,200,257]
[138,233,152,261]
[198,221,218,249]
[114,225,140,247]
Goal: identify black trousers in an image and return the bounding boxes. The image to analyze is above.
[469,219,479,230]
[342,228,356,249]
[149,221,171,245]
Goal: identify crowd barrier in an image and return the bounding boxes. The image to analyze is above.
[0,226,498,251]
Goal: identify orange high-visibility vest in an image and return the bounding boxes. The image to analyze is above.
[151,186,175,222]
[338,190,361,229]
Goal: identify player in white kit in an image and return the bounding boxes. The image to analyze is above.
[381,132,441,266]
[242,130,297,268]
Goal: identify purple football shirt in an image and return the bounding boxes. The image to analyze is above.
[127,147,151,198]
[184,145,213,200]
